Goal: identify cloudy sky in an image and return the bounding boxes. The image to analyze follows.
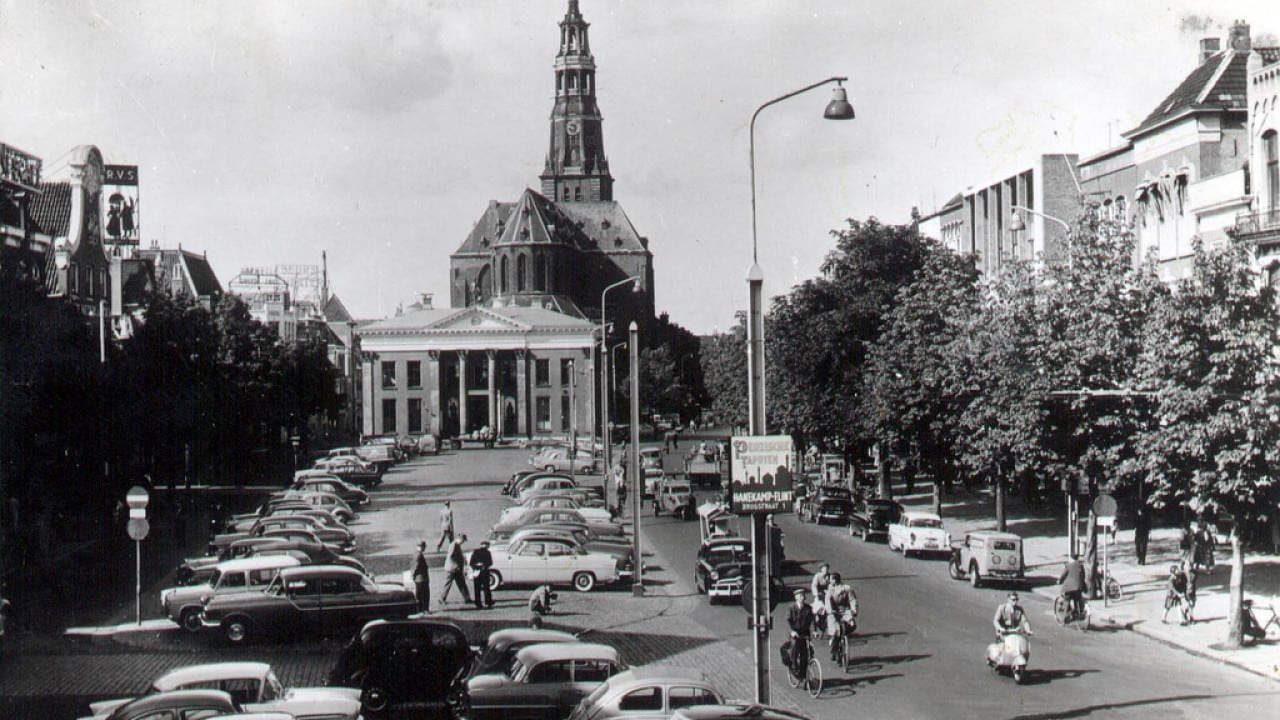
[1,1,1270,333]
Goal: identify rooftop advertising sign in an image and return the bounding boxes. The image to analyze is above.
[0,143,42,192]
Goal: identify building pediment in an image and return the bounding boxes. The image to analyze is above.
[426,306,532,332]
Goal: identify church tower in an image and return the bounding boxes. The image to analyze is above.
[540,0,613,203]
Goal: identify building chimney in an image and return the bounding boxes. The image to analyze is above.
[418,292,433,309]
[1229,20,1251,53]
[1200,37,1221,64]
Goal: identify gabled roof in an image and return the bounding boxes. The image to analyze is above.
[28,181,72,236]
[323,293,353,323]
[1127,50,1259,139]
[453,191,649,256]
[456,200,516,255]
[180,250,223,298]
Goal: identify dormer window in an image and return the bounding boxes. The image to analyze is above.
[480,237,490,248]
[614,237,623,248]
[601,219,611,230]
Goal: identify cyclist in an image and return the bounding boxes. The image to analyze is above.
[824,572,858,660]
[1057,554,1086,620]
[993,592,1031,638]
[810,563,832,603]
[780,587,817,675]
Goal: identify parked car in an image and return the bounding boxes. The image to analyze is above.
[415,433,440,456]
[670,705,812,720]
[162,556,301,632]
[86,689,240,720]
[694,537,751,603]
[86,662,360,720]
[642,468,665,498]
[847,497,903,542]
[566,667,723,720]
[801,485,852,526]
[461,642,625,720]
[314,456,383,487]
[283,491,359,522]
[355,442,398,472]
[515,476,582,504]
[654,478,694,518]
[466,628,579,681]
[887,511,951,558]
[212,516,355,556]
[518,487,610,510]
[200,565,416,644]
[500,496,613,524]
[948,530,1025,588]
[175,537,289,586]
[278,476,370,508]
[327,619,472,720]
[491,509,624,543]
[531,447,597,475]
[487,536,622,592]
[639,447,663,470]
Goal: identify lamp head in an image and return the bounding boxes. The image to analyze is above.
[824,84,855,120]
[1009,209,1026,232]
[630,278,641,293]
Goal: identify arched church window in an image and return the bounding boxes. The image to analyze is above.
[500,255,509,294]
[517,254,527,292]
[533,254,546,292]
[476,264,491,302]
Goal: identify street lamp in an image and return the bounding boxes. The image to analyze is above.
[746,76,854,704]
[1009,205,1071,267]
[601,276,641,509]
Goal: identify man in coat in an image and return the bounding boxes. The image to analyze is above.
[470,540,494,609]
[439,534,472,605]
[412,541,431,614]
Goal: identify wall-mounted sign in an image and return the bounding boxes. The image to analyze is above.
[102,164,140,244]
[728,435,794,514]
[0,143,41,192]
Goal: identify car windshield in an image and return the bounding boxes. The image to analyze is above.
[207,569,224,587]
[992,540,1019,551]
[911,518,942,528]
[709,545,749,564]
[666,485,691,494]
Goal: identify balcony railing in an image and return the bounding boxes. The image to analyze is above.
[1235,209,1280,240]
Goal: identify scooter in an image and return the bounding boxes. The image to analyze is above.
[986,630,1032,684]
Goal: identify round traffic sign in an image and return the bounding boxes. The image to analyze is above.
[126,485,150,509]
[127,517,150,541]
[1092,494,1117,518]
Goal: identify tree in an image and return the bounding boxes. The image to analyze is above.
[1126,236,1280,648]
[701,319,747,430]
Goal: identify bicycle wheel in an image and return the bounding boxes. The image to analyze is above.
[1053,595,1069,626]
[786,660,801,688]
[838,634,851,672]
[805,657,823,698]
[1106,577,1123,602]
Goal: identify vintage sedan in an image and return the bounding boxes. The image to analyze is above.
[86,662,360,720]
[487,537,622,592]
[327,619,472,720]
[312,456,383,487]
[500,496,613,524]
[466,627,579,681]
[280,474,370,508]
[514,476,582,504]
[566,667,723,720]
[533,447,597,475]
[462,643,625,720]
[211,516,355,556]
[948,530,1026,588]
[500,527,636,578]
[162,556,301,632]
[670,705,811,720]
[86,689,240,720]
[200,565,416,644]
[847,497,904,542]
[491,508,625,542]
[694,537,751,602]
[887,511,951,557]
[802,486,853,526]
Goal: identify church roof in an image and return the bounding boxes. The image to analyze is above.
[29,181,72,236]
[453,189,648,256]
[323,293,354,323]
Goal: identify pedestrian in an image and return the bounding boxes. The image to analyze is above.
[412,541,431,614]
[439,533,472,605]
[529,584,556,615]
[1134,506,1151,566]
[615,467,628,517]
[672,428,680,449]
[470,540,494,609]
[1195,521,1216,572]
[1179,521,1196,568]
[435,500,455,552]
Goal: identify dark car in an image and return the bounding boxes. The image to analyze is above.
[201,565,416,644]
[848,497,903,542]
[328,619,473,720]
[102,689,239,720]
[276,475,370,508]
[803,486,853,526]
[694,537,751,603]
[466,627,578,681]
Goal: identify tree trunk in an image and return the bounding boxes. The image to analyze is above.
[1226,525,1244,648]
[1085,509,1099,598]
[995,476,1006,532]
[878,449,892,500]
[904,458,916,495]
[932,477,943,517]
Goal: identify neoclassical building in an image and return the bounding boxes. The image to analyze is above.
[360,1,649,440]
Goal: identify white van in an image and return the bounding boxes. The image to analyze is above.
[160,555,301,632]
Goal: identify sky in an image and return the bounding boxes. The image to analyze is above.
[1,0,1272,334]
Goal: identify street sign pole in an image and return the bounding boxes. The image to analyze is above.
[125,486,150,626]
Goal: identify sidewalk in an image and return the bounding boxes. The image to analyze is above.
[895,483,1280,682]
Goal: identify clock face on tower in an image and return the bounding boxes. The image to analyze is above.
[565,119,581,136]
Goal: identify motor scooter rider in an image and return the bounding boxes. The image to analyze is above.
[824,572,857,659]
[780,587,817,673]
[993,592,1031,639]
[1058,554,1086,618]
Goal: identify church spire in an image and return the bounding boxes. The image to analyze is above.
[540,0,613,203]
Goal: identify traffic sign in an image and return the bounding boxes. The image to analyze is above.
[127,517,150,541]
[125,486,150,509]
[741,576,785,615]
[728,436,794,515]
[1092,494,1117,518]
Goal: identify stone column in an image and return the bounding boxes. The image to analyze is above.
[515,350,528,436]
[360,355,375,438]
[427,351,441,435]
[457,350,468,435]
[487,350,498,432]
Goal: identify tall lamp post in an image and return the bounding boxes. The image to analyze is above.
[1009,205,1071,267]
[601,276,640,509]
[746,77,854,703]
[627,321,644,597]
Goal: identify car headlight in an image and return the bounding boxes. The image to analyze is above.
[710,570,719,581]
[992,556,1002,565]
[910,533,917,544]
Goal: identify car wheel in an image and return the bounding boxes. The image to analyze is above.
[969,563,982,589]
[487,570,503,591]
[861,526,870,542]
[179,607,203,633]
[948,557,963,580]
[695,574,703,593]
[222,616,251,645]
[901,544,910,558]
[573,572,596,592]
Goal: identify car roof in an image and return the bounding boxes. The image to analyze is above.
[152,662,271,691]
[279,564,363,579]
[486,627,578,647]
[968,530,1021,540]
[671,704,810,720]
[902,511,942,521]
[213,556,302,572]
[705,537,749,549]
[110,689,236,716]
[357,618,468,644]
[604,666,708,687]
[514,642,620,664]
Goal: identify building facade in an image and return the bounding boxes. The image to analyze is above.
[1235,41,1280,279]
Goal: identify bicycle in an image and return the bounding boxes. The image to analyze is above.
[1053,593,1090,630]
[785,633,824,698]
[1094,570,1123,602]
[829,612,857,672]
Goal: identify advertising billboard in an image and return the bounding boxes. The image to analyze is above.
[102,164,140,245]
[728,435,794,514]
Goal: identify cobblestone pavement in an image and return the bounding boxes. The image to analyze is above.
[0,444,802,719]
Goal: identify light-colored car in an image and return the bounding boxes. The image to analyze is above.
[467,627,579,681]
[85,662,361,720]
[500,496,613,524]
[161,555,302,632]
[516,476,582,504]
[887,511,951,558]
[487,536,622,592]
[498,527,636,578]
[654,479,694,517]
[642,468,665,498]
[490,508,625,543]
[948,530,1026,588]
[670,705,812,720]
[639,447,663,470]
[462,642,626,720]
[531,447,597,474]
[567,667,723,720]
